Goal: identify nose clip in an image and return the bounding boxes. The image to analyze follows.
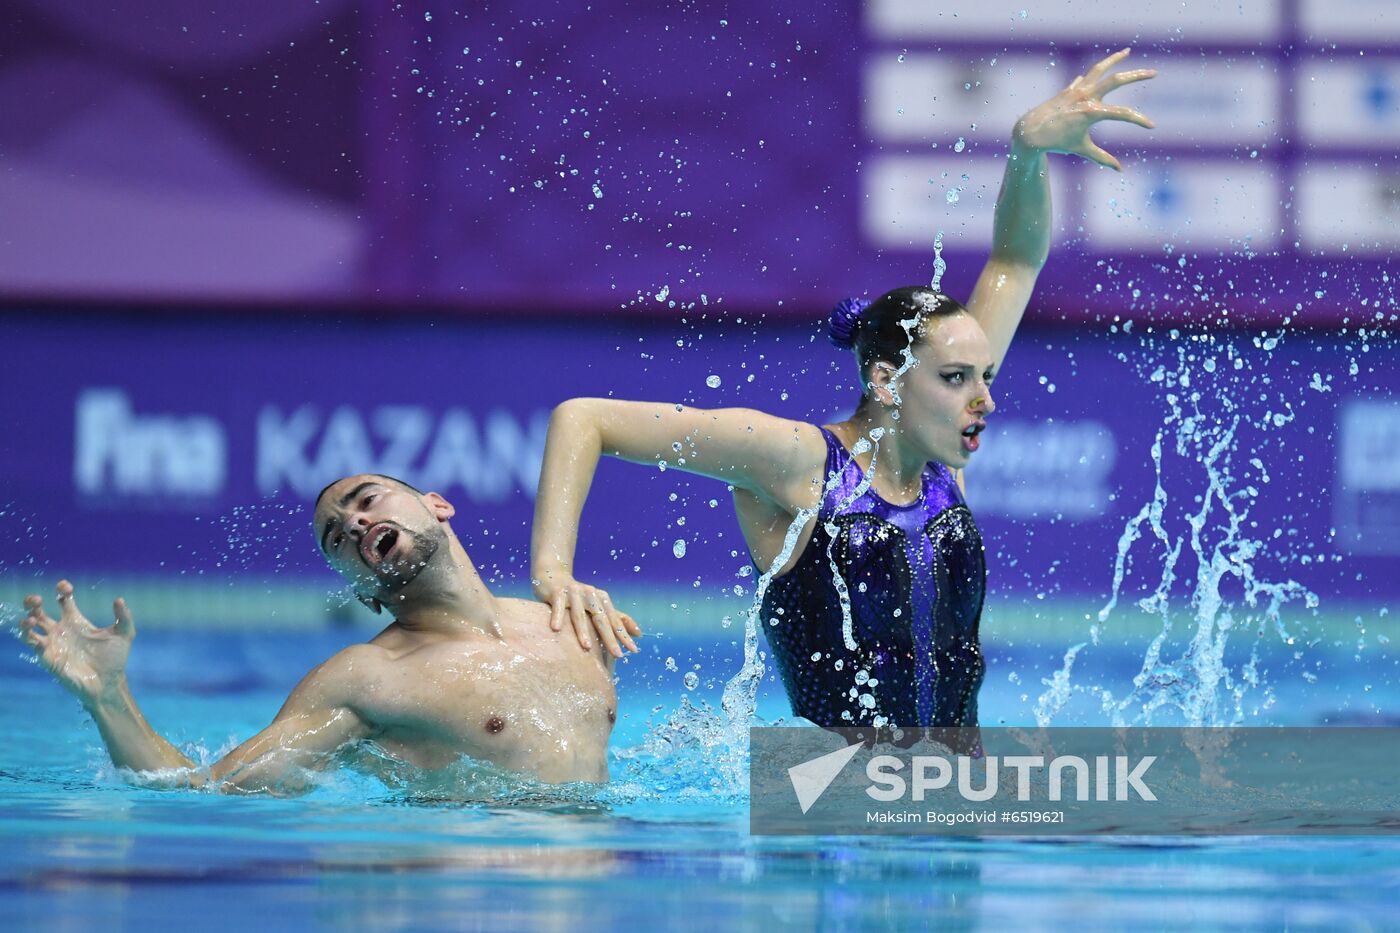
[969,396,986,412]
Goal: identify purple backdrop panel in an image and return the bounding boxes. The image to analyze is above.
[1,310,1393,607]
[3,3,1399,327]
[366,2,895,310]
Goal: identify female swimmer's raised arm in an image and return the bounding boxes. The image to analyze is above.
[966,48,1155,370]
[531,398,827,654]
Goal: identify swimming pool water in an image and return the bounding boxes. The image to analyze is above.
[3,619,1398,932]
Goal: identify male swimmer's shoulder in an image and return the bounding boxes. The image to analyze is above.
[275,642,389,723]
[305,643,391,694]
[495,595,552,622]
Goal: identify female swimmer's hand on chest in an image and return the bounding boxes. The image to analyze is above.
[533,568,641,659]
[1012,47,1156,170]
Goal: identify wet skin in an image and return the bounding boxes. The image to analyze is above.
[20,476,620,793]
[340,597,617,783]
[310,476,621,784]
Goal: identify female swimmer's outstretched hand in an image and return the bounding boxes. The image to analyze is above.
[533,571,641,658]
[18,580,135,708]
[1012,48,1156,171]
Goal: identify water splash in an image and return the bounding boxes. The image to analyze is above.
[612,489,825,798]
[618,300,944,771]
[930,230,947,293]
[824,431,883,654]
[1035,331,1318,728]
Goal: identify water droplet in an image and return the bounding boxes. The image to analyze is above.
[683,671,699,690]
[705,374,721,388]
[672,539,687,558]
[953,136,966,153]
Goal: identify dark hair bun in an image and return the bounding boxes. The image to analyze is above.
[827,297,870,349]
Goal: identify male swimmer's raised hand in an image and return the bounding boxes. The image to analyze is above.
[19,580,135,708]
[17,580,370,790]
[1012,47,1156,171]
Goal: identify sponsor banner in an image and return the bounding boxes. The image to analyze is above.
[751,727,1400,835]
[1297,59,1400,145]
[861,154,1075,250]
[1086,53,1282,148]
[969,419,1116,521]
[1081,161,1281,250]
[1298,0,1400,43]
[1297,162,1400,253]
[1336,399,1400,555]
[865,0,1283,42]
[863,54,1063,144]
[0,312,1393,601]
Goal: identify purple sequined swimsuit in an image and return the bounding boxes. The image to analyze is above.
[758,427,986,729]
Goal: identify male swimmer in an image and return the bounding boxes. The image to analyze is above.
[17,474,635,794]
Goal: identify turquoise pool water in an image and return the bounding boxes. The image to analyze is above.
[3,621,1398,931]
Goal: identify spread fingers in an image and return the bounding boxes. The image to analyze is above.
[1084,48,1132,86]
[1093,104,1154,129]
[1099,68,1156,95]
[56,580,81,623]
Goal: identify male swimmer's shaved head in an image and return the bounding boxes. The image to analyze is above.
[313,474,425,511]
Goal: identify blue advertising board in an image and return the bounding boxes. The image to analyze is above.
[2,309,1393,609]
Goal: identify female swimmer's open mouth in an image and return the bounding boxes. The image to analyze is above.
[961,420,986,453]
[361,524,401,566]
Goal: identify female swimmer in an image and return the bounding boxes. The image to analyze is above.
[530,50,1155,731]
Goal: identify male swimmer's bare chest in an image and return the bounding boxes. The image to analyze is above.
[354,625,617,772]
